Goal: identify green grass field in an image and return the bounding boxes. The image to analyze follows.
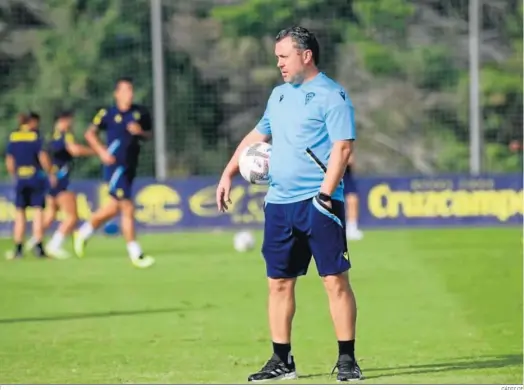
[0,227,522,384]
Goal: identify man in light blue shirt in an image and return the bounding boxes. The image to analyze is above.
[216,26,362,383]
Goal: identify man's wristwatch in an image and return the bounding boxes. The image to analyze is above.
[318,192,331,202]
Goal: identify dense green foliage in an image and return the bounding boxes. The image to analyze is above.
[0,0,521,178]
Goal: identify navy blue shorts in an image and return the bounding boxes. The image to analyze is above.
[104,165,135,200]
[48,178,70,197]
[262,198,351,279]
[343,170,357,195]
[15,182,46,209]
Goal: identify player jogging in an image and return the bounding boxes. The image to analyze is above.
[5,112,56,259]
[216,27,362,382]
[73,77,154,268]
[343,153,363,240]
[26,110,95,259]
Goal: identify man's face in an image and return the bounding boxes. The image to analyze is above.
[59,116,73,130]
[275,36,310,84]
[114,81,134,107]
[28,118,39,130]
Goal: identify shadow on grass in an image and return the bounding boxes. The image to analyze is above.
[0,305,212,324]
[300,354,523,381]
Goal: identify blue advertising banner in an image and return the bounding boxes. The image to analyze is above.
[0,174,521,235]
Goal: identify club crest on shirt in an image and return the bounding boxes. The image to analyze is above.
[305,92,315,105]
[339,91,346,101]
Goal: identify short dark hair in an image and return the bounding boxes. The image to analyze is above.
[54,109,74,121]
[18,111,40,125]
[115,76,133,89]
[275,26,320,65]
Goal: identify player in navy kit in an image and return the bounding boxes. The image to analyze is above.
[217,27,362,382]
[25,111,95,258]
[5,112,55,259]
[74,77,154,268]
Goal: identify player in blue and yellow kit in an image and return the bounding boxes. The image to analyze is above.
[5,112,55,259]
[216,27,362,382]
[74,77,154,268]
[25,111,95,259]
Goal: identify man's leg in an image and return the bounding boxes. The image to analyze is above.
[43,196,58,231]
[323,272,359,370]
[268,277,297,358]
[344,177,363,240]
[74,198,119,257]
[8,187,27,259]
[310,198,362,381]
[119,198,154,268]
[26,195,56,251]
[248,202,310,383]
[74,165,121,257]
[10,208,26,259]
[47,192,78,259]
[31,207,46,258]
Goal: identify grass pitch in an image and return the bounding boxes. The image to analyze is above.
[0,227,522,384]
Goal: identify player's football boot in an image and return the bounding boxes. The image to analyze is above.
[45,245,70,260]
[331,354,363,382]
[24,238,37,252]
[5,250,22,260]
[73,231,86,258]
[247,354,297,382]
[130,254,155,269]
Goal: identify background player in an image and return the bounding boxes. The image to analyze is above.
[74,77,154,268]
[26,110,95,259]
[344,153,363,240]
[216,27,362,382]
[5,113,56,259]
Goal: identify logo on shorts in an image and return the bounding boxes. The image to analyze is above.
[343,251,349,261]
[305,92,315,105]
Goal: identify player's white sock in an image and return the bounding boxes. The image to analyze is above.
[347,221,359,231]
[126,241,143,260]
[48,231,65,250]
[78,222,94,240]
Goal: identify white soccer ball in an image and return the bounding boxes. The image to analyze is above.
[238,142,271,185]
[233,230,256,252]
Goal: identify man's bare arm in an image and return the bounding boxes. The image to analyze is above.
[5,155,15,177]
[84,124,107,157]
[320,140,353,196]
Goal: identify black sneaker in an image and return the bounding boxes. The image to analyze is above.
[331,354,363,382]
[248,353,298,382]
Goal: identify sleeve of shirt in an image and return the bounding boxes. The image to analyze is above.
[91,108,108,131]
[255,90,275,136]
[35,136,44,152]
[325,89,356,142]
[65,133,75,144]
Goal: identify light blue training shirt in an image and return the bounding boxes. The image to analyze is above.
[256,72,356,204]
